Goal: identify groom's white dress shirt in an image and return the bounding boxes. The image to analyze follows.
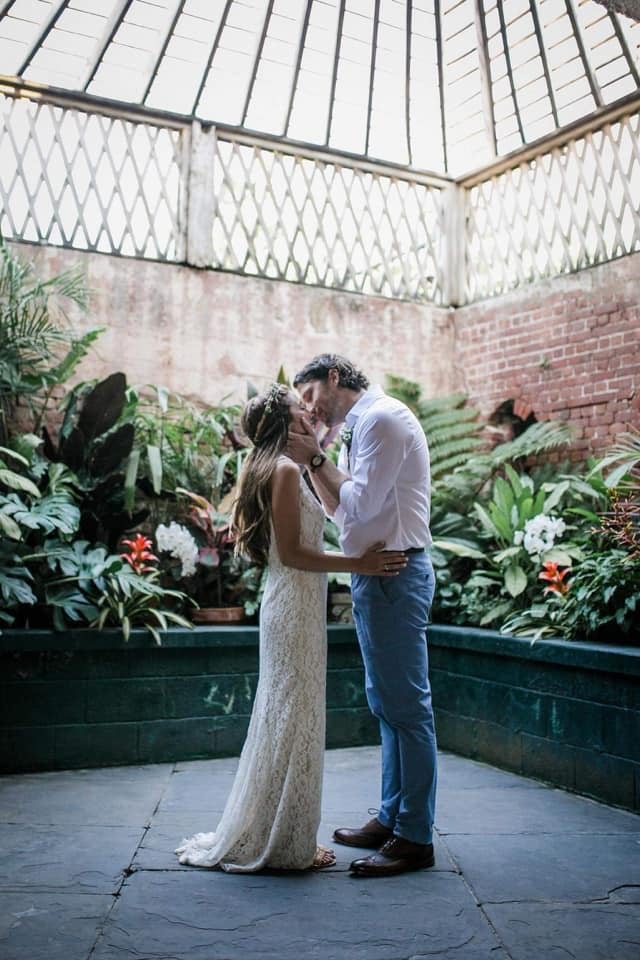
[333,385,431,557]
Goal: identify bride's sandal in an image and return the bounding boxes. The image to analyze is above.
[311,845,336,869]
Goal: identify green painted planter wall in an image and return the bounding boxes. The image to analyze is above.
[1,623,638,812]
[428,626,640,812]
[0,625,377,773]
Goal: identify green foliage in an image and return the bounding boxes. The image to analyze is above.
[0,437,82,626]
[130,386,244,502]
[386,376,484,480]
[40,538,192,643]
[0,235,100,438]
[43,372,144,548]
[594,429,640,492]
[559,550,639,641]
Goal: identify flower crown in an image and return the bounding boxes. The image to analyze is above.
[254,383,288,442]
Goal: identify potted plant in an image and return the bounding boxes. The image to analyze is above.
[154,489,264,623]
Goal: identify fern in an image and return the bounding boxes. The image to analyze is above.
[386,377,484,481]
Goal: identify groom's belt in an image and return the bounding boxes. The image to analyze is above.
[403,547,425,554]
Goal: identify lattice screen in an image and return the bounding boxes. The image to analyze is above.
[465,109,640,301]
[0,93,183,259]
[211,137,446,303]
[1,87,639,306]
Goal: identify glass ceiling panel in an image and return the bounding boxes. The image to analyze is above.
[0,0,638,175]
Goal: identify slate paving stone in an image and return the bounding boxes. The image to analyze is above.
[2,746,639,960]
[436,784,640,835]
[132,819,457,874]
[436,751,542,790]
[91,868,507,960]
[443,834,640,903]
[0,824,144,893]
[0,763,173,826]
[0,892,113,960]
[484,901,640,960]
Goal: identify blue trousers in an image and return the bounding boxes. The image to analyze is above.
[351,552,437,844]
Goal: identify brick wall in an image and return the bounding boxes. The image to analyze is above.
[455,252,640,459]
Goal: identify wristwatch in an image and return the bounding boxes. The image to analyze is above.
[309,453,327,473]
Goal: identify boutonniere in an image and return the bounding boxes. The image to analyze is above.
[339,425,353,450]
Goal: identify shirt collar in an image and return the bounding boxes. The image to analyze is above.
[345,384,385,425]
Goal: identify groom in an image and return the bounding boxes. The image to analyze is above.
[288,354,437,878]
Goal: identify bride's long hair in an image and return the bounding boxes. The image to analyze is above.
[231,383,292,565]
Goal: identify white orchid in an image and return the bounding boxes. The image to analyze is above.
[514,513,566,558]
[156,522,199,578]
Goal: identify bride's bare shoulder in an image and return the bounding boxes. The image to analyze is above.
[274,455,299,473]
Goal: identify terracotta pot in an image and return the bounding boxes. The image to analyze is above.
[191,606,246,624]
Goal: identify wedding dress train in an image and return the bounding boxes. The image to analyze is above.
[175,469,328,872]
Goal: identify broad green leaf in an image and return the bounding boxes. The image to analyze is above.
[147,444,162,494]
[494,545,522,563]
[480,601,512,625]
[474,502,501,539]
[431,538,485,560]
[0,470,41,497]
[542,547,572,566]
[0,513,22,539]
[504,563,527,597]
[0,446,30,466]
[124,448,140,514]
[543,480,569,512]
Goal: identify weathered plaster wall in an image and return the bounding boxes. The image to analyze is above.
[9,241,639,459]
[10,242,457,404]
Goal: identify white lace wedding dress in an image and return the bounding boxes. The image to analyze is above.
[175,468,328,872]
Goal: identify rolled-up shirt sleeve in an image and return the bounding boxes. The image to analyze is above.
[338,411,406,524]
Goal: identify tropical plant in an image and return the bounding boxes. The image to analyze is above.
[129,386,245,504]
[0,234,100,441]
[42,372,146,548]
[437,465,605,629]
[386,376,484,480]
[496,436,640,643]
[40,535,193,643]
[158,488,265,617]
[0,437,81,626]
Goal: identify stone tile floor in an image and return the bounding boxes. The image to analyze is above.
[0,746,638,960]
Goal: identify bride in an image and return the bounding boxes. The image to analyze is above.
[175,383,407,872]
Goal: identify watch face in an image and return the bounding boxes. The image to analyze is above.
[311,454,324,467]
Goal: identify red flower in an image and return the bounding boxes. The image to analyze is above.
[539,560,570,596]
[120,533,158,575]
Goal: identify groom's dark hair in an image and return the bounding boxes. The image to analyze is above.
[293,354,369,391]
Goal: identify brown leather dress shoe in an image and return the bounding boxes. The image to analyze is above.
[333,816,393,849]
[349,836,435,876]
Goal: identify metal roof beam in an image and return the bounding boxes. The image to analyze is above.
[16,0,70,77]
[564,0,603,108]
[240,0,276,126]
[141,0,186,105]
[496,0,525,143]
[191,0,234,116]
[81,0,132,92]
[435,0,448,173]
[325,0,346,146]
[529,0,559,127]
[283,0,313,136]
[365,0,381,156]
[405,0,413,166]
[473,0,498,156]
[608,8,640,87]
